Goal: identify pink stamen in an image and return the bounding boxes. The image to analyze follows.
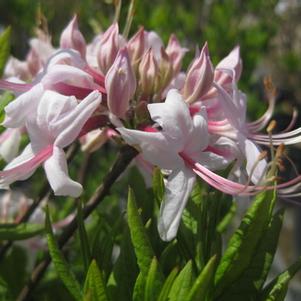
[51,82,106,99]
[0,79,33,92]
[84,66,105,85]
[0,145,53,179]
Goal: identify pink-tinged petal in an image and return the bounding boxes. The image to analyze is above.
[105,47,136,118]
[138,48,158,96]
[166,34,188,74]
[29,37,55,65]
[216,45,242,82]
[240,139,267,184]
[0,128,21,162]
[144,31,164,60]
[45,49,86,71]
[158,168,195,241]
[60,15,86,58]
[2,83,44,128]
[117,127,183,170]
[184,43,214,104]
[54,91,102,148]
[4,57,31,80]
[127,27,145,64]
[44,146,82,197]
[42,64,98,90]
[213,83,243,130]
[97,23,120,74]
[147,89,193,143]
[0,144,53,188]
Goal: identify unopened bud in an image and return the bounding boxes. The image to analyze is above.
[184,43,214,104]
[166,34,187,75]
[138,49,158,97]
[155,47,173,92]
[97,23,120,74]
[127,27,145,68]
[105,47,136,119]
[60,15,86,58]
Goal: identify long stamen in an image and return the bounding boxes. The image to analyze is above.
[0,79,33,92]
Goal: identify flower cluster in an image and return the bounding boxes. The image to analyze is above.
[1,16,301,241]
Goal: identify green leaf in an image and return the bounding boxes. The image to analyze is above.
[0,223,44,241]
[107,225,138,301]
[133,272,145,301]
[187,255,217,301]
[219,208,285,300]
[152,167,164,206]
[214,189,276,297]
[84,260,109,301]
[45,207,83,301]
[77,200,91,272]
[260,257,301,301]
[145,257,164,301]
[157,267,179,301]
[168,261,194,301]
[0,27,11,76]
[127,187,157,277]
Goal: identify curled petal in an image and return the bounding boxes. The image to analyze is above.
[44,146,82,197]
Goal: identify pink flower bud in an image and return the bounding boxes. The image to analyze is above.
[155,47,173,91]
[138,49,158,97]
[60,15,86,58]
[183,43,214,104]
[105,47,136,118]
[166,34,187,75]
[127,27,145,67]
[97,23,119,74]
[144,31,164,60]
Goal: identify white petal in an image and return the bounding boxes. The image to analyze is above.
[158,168,195,241]
[147,89,193,145]
[43,146,82,197]
[54,91,102,148]
[2,84,44,128]
[241,139,267,184]
[117,127,183,170]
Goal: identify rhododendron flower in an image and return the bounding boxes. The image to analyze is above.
[0,90,102,197]
[118,89,226,241]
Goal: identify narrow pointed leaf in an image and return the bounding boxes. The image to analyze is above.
[145,257,164,301]
[187,255,217,301]
[45,208,83,301]
[168,261,194,301]
[219,208,285,300]
[157,267,179,301]
[260,257,301,301]
[127,187,157,276]
[133,272,145,301]
[0,223,44,241]
[214,190,276,297]
[84,260,109,301]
